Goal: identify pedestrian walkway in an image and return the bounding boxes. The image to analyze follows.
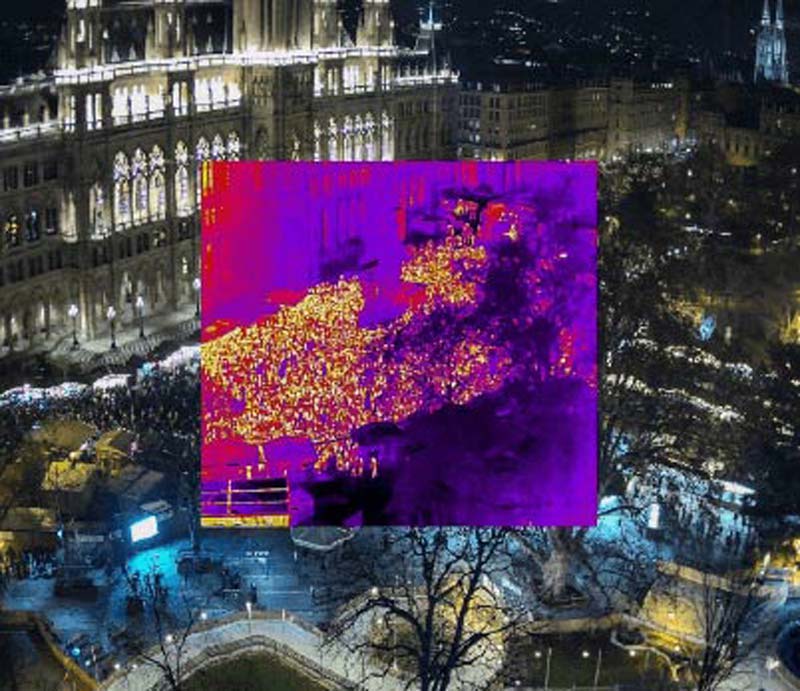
[100,613,405,691]
[49,305,200,371]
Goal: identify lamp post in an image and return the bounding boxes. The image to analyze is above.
[135,295,145,339]
[107,305,117,350]
[544,647,552,690]
[192,277,201,318]
[68,304,79,349]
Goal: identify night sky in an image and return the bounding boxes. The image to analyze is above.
[0,0,796,83]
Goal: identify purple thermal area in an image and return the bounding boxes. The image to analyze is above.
[201,161,597,528]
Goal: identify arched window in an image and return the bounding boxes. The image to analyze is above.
[212,134,226,160]
[328,118,338,162]
[5,213,20,248]
[114,151,131,228]
[149,145,166,221]
[365,113,376,161]
[227,132,241,161]
[343,116,353,162]
[381,111,394,161]
[90,182,107,239]
[354,115,364,161]
[132,148,148,225]
[175,141,191,217]
[255,128,269,159]
[195,137,210,205]
[313,121,321,162]
[25,210,41,242]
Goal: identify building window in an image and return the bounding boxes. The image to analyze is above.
[365,113,376,161]
[212,134,226,161]
[5,213,20,247]
[23,162,39,188]
[381,111,394,161]
[132,148,148,225]
[24,211,40,242]
[91,182,107,238]
[114,152,131,228]
[328,119,338,162]
[172,81,189,117]
[149,145,166,220]
[175,141,191,217]
[86,92,103,130]
[43,161,58,181]
[3,167,18,191]
[195,137,210,205]
[343,117,353,162]
[354,115,364,160]
[227,132,241,161]
[45,208,59,235]
[313,121,321,162]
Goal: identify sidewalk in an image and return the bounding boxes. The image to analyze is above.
[101,614,408,691]
[47,305,200,372]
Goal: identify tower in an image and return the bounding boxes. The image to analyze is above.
[61,0,104,70]
[754,0,789,86]
[233,0,313,52]
[313,0,341,49]
[356,0,393,48]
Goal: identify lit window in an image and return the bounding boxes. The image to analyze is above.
[149,145,166,220]
[227,132,241,161]
[195,137,210,205]
[132,148,148,225]
[5,213,20,247]
[25,210,41,242]
[212,134,226,160]
[175,141,191,216]
[113,152,131,228]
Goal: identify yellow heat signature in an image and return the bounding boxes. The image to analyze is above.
[202,238,510,471]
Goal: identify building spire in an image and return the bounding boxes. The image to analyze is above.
[775,0,784,30]
[761,0,772,27]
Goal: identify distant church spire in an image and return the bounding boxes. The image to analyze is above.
[755,0,789,86]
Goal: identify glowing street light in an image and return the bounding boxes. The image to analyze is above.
[136,295,145,339]
[68,303,79,349]
[107,305,117,350]
[193,277,201,317]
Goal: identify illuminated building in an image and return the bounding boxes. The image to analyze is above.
[754,0,789,86]
[458,77,689,161]
[0,0,458,351]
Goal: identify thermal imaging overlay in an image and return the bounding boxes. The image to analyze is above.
[200,161,597,527]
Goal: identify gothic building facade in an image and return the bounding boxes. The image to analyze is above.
[754,0,790,86]
[0,0,458,352]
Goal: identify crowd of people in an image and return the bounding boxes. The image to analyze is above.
[0,546,57,591]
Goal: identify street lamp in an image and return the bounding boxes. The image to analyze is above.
[135,295,145,339]
[107,305,117,350]
[192,277,201,317]
[245,600,252,634]
[68,304,79,349]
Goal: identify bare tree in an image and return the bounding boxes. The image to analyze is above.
[654,562,771,691]
[321,528,530,691]
[125,565,199,691]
